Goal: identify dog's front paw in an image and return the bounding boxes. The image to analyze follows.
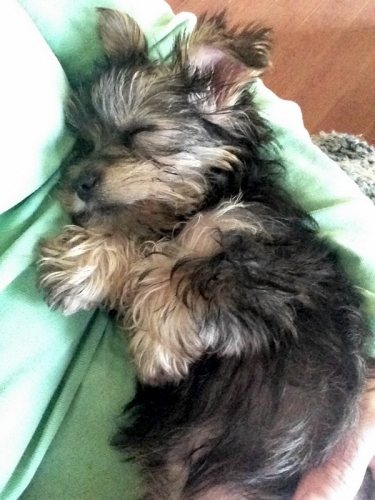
[38,225,108,314]
[126,255,205,385]
[129,330,194,385]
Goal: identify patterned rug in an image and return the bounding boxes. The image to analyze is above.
[313,132,375,204]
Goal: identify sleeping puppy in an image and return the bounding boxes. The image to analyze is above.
[38,9,374,500]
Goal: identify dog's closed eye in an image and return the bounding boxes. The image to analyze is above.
[120,125,157,147]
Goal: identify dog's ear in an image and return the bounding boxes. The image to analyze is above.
[96,8,147,62]
[180,14,272,110]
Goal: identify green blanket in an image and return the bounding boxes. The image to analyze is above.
[1,1,375,498]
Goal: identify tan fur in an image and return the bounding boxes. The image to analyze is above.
[124,201,264,384]
[36,11,373,500]
[138,422,224,500]
[182,15,272,114]
[37,11,274,383]
[102,160,205,211]
[127,249,206,385]
[186,15,272,76]
[62,150,240,219]
[140,457,188,500]
[177,199,267,254]
[38,225,139,314]
[38,201,269,380]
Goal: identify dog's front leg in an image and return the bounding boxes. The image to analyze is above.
[38,225,136,315]
[127,248,206,386]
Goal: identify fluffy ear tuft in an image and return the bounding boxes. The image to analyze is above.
[96,8,148,62]
[178,13,272,111]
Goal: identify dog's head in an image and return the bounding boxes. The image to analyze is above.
[62,9,272,233]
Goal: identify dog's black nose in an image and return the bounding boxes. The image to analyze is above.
[75,172,99,201]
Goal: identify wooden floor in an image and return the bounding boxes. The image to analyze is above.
[169,0,375,143]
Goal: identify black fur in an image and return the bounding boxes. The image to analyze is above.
[53,11,374,500]
[114,185,370,498]
[103,52,372,500]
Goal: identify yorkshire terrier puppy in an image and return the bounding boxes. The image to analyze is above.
[38,9,374,500]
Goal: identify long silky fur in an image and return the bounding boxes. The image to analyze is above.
[38,9,374,500]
